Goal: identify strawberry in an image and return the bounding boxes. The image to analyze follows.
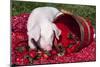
[24,58,29,65]
[43,54,49,59]
[16,57,29,65]
[50,49,57,55]
[16,57,24,65]
[66,41,80,53]
[39,57,44,61]
[29,50,37,58]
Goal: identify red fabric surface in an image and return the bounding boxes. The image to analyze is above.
[11,13,96,66]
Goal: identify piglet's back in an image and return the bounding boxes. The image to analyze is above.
[27,7,60,31]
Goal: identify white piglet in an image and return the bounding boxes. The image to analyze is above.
[27,7,62,51]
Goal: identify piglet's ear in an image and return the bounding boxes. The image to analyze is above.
[52,23,61,40]
[30,25,41,42]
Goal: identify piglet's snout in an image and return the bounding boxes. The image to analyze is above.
[43,45,52,51]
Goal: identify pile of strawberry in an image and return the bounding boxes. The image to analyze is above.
[11,13,96,66]
[54,22,81,54]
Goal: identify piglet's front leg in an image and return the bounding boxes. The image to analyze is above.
[28,37,36,50]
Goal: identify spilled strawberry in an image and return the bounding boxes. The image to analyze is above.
[29,50,37,58]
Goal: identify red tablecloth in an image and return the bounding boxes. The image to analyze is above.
[11,13,96,66]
